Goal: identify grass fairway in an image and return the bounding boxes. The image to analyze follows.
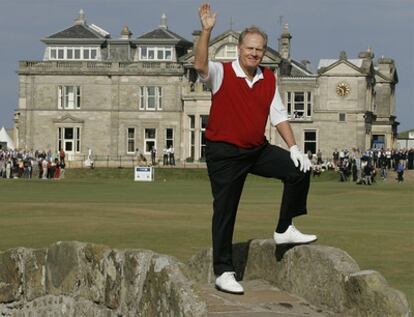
[0,167,413,307]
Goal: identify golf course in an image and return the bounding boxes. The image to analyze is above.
[0,167,412,307]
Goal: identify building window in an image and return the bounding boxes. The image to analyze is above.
[139,46,173,61]
[339,113,346,122]
[139,86,162,110]
[144,128,156,154]
[286,91,312,119]
[189,115,195,160]
[49,47,99,60]
[166,128,173,148]
[127,128,135,154]
[200,115,209,160]
[58,86,81,109]
[307,92,312,117]
[76,127,81,152]
[304,130,317,154]
[215,44,238,60]
[57,127,81,154]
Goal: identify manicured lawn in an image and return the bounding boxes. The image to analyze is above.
[0,168,413,307]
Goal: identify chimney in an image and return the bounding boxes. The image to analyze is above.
[358,47,375,60]
[377,57,394,76]
[278,23,291,59]
[192,30,201,51]
[120,26,132,39]
[301,59,312,72]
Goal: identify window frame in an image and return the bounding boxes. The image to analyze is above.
[286,91,312,120]
[166,128,174,149]
[58,85,81,110]
[144,128,157,154]
[215,44,238,60]
[139,46,173,61]
[188,115,195,160]
[49,46,99,61]
[200,115,209,160]
[127,128,136,154]
[139,86,162,111]
[303,130,317,155]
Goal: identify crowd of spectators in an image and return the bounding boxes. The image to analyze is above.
[0,149,66,180]
[2,147,413,184]
[309,148,413,185]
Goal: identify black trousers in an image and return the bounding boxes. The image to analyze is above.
[205,140,311,276]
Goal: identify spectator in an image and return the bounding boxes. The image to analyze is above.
[396,161,404,183]
[151,146,157,165]
[168,145,175,166]
[332,148,339,167]
[163,147,169,166]
[59,148,65,164]
[317,149,323,164]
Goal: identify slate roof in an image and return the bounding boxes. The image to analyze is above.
[47,24,106,39]
[137,27,191,45]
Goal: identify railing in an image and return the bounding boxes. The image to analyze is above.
[20,61,184,74]
[65,155,206,169]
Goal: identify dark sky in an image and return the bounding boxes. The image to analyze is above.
[0,0,412,131]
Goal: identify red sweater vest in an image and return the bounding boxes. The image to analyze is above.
[205,62,276,148]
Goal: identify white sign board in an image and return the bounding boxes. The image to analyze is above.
[134,166,154,182]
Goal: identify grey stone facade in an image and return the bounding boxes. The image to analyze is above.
[14,10,399,163]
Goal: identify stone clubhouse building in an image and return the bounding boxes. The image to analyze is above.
[14,10,399,163]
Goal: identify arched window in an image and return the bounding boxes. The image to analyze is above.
[215,44,238,60]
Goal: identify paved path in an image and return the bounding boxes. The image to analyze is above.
[195,280,336,317]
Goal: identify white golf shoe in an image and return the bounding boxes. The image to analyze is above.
[215,272,244,295]
[273,225,317,245]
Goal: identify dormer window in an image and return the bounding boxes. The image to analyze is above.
[49,47,99,60]
[215,44,238,60]
[139,46,173,61]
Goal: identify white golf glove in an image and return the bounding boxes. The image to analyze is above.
[289,145,311,172]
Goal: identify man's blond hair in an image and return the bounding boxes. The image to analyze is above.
[238,26,268,48]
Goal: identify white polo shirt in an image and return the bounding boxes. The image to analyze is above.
[199,60,288,126]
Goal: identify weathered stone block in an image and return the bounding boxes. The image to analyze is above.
[45,241,83,296]
[344,270,411,317]
[23,248,47,301]
[0,249,23,303]
[275,244,360,312]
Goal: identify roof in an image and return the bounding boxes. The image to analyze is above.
[398,129,414,139]
[318,59,363,70]
[0,126,15,149]
[47,24,104,39]
[43,10,109,43]
[136,27,191,46]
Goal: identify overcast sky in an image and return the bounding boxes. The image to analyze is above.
[0,0,412,131]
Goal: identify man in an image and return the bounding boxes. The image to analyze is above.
[194,3,317,295]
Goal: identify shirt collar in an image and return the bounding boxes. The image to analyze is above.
[232,59,264,81]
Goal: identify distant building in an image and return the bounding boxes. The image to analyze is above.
[14,10,399,162]
[397,129,414,149]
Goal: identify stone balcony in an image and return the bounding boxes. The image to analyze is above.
[18,60,185,76]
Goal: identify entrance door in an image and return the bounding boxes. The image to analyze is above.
[372,135,385,150]
[64,128,74,155]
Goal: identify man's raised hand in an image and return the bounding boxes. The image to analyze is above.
[199,3,216,31]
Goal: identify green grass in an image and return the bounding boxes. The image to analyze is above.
[0,168,413,307]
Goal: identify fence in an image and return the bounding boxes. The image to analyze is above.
[65,155,207,169]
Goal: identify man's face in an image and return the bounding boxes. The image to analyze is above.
[238,33,266,74]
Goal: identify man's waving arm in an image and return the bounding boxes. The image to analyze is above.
[194,3,216,78]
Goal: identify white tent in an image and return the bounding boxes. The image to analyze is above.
[0,126,15,150]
